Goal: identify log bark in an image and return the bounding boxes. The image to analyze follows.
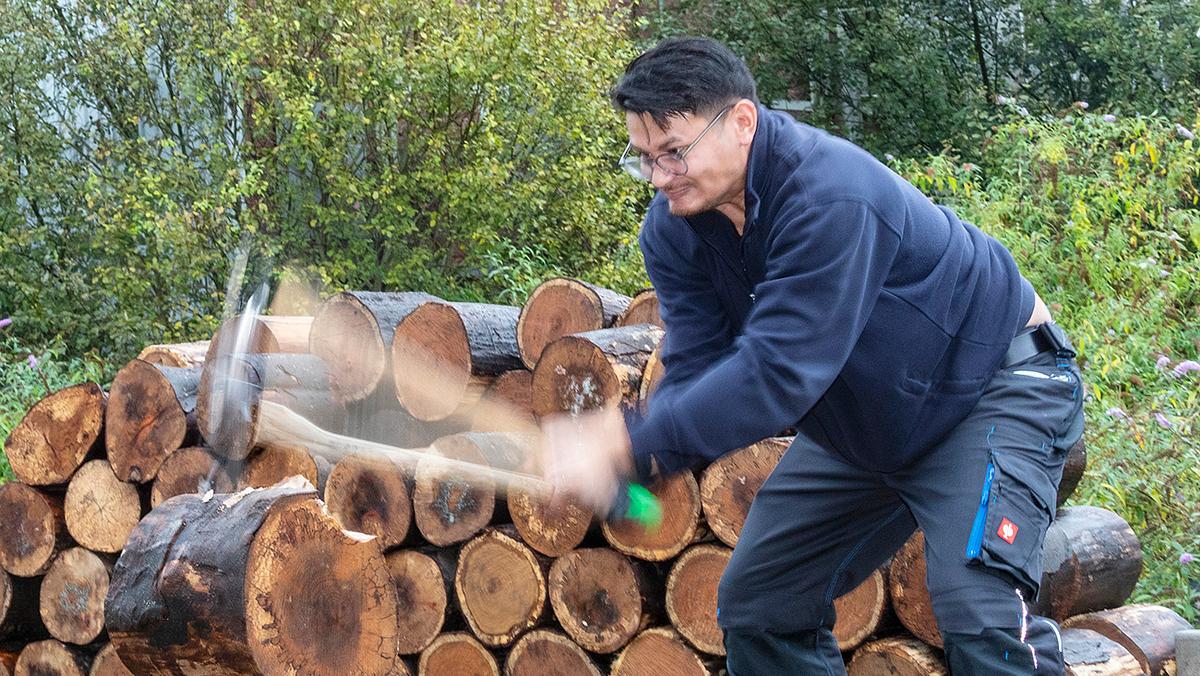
[548,548,662,654]
[1,567,46,641]
[240,444,332,493]
[603,472,704,562]
[391,301,522,422]
[386,549,454,655]
[455,527,549,648]
[1036,505,1142,621]
[615,289,663,329]
[106,360,200,482]
[509,487,593,558]
[1059,437,1087,507]
[40,547,111,646]
[417,632,498,676]
[0,483,70,577]
[665,544,730,656]
[833,568,895,653]
[64,460,142,554]
[413,435,501,547]
[325,453,413,551]
[3,383,106,486]
[137,341,210,369]
[517,278,632,369]
[309,291,438,402]
[638,345,664,410]
[1062,627,1142,676]
[503,629,601,676]
[470,370,535,433]
[1063,604,1194,676]
[14,640,92,676]
[611,627,715,676]
[531,325,664,416]
[887,531,941,648]
[699,437,790,548]
[87,644,130,676]
[846,635,948,676]
[150,446,233,508]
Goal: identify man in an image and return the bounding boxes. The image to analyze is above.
[543,36,1083,674]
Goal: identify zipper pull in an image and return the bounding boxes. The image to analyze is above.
[749,293,757,304]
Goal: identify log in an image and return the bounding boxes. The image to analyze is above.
[323,453,413,551]
[455,527,549,648]
[887,531,941,648]
[603,472,703,562]
[470,370,535,433]
[503,629,601,676]
[1059,437,1087,507]
[531,325,664,416]
[86,645,130,676]
[548,548,661,654]
[386,550,453,654]
[105,479,402,675]
[509,487,593,558]
[699,437,789,548]
[391,301,522,421]
[615,289,663,329]
[665,544,730,656]
[833,568,895,652]
[1062,627,1142,675]
[3,383,106,486]
[1063,604,1194,676]
[240,444,332,493]
[413,436,499,547]
[106,360,200,482]
[1037,505,1142,621]
[417,632,498,676]
[14,640,91,676]
[205,315,312,362]
[1,567,46,641]
[0,650,16,676]
[39,547,111,646]
[64,460,142,554]
[846,635,948,675]
[516,277,632,369]
[346,381,463,451]
[309,291,438,402]
[638,345,664,409]
[611,627,715,676]
[0,483,70,577]
[137,341,210,369]
[149,446,233,508]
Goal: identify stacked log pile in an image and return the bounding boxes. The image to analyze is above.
[0,277,1191,675]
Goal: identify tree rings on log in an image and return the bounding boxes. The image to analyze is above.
[833,568,894,652]
[323,453,413,550]
[392,301,522,422]
[471,370,535,433]
[455,527,548,648]
[504,629,601,676]
[386,550,451,654]
[137,340,210,368]
[150,446,232,508]
[414,437,497,547]
[1059,437,1087,506]
[64,460,142,554]
[1063,604,1194,676]
[531,325,664,416]
[615,289,662,329]
[517,278,632,369]
[638,345,664,410]
[87,645,132,676]
[549,548,661,653]
[611,627,713,676]
[846,635,948,675]
[1037,505,1142,621]
[241,444,331,493]
[418,632,498,676]
[14,640,91,676]
[603,472,702,562]
[699,437,789,548]
[0,483,70,577]
[40,547,111,646]
[4,382,105,486]
[509,487,593,558]
[1,567,46,641]
[887,530,941,648]
[106,360,200,482]
[1062,627,1142,675]
[665,544,730,656]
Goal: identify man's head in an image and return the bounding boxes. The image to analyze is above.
[610,37,759,218]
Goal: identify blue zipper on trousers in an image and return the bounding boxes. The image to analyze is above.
[965,461,995,560]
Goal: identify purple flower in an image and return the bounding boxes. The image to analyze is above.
[0,317,10,330]
[1182,553,1196,565]
[1102,114,1117,123]
[1105,407,1129,420]
[1156,355,1171,370]
[1176,124,1196,141]
[1074,101,1089,110]
[1171,360,1200,377]
[26,354,37,370]
[1017,106,1030,117]
[1154,412,1173,428]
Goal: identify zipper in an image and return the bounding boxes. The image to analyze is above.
[965,461,995,560]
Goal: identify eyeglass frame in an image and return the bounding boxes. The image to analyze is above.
[617,104,734,182]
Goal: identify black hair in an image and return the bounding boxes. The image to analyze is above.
[610,36,759,128]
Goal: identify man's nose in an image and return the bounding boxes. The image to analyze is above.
[650,165,672,190]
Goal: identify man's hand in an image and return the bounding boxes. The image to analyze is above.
[540,407,635,515]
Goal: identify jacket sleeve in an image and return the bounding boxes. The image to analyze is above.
[628,197,903,480]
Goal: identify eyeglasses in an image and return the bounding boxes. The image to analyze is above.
[618,105,733,182]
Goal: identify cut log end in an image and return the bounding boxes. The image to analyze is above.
[65,460,142,554]
[1063,603,1194,676]
[4,382,105,486]
[471,370,535,433]
[40,547,111,646]
[666,544,730,656]
[392,302,473,421]
[509,487,593,558]
[137,340,211,369]
[887,531,941,648]
[418,632,498,676]
[385,550,447,654]
[549,548,655,654]
[15,640,92,676]
[1062,627,1142,676]
[413,440,495,547]
[517,278,621,369]
[699,437,789,548]
[455,528,547,648]
[833,568,891,652]
[530,325,664,417]
[241,444,324,492]
[150,446,232,508]
[603,472,701,562]
[106,360,199,482]
[504,629,601,676]
[847,636,948,676]
[0,483,68,577]
[611,627,712,676]
[616,289,662,329]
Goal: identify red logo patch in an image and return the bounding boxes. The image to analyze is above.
[997,518,1019,544]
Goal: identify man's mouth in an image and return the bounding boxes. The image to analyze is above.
[664,186,688,200]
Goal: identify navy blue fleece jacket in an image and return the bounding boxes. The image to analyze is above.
[628,107,1035,478]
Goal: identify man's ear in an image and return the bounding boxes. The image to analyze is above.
[729,99,758,146]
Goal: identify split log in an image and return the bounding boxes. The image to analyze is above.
[833,568,895,652]
[87,645,131,676]
[1058,437,1087,507]
[3,383,105,486]
[309,291,438,402]
[503,629,601,676]
[470,370,535,433]
[106,360,200,482]
[324,453,413,551]
[1063,604,1194,676]
[1037,505,1142,621]
[386,549,454,654]
[417,632,498,676]
[615,289,663,329]
[14,640,91,676]
[846,635,948,676]
[699,437,790,548]
[1062,627,1142,675]
[455,527,549,648]
[887,531,941,648]
[549,548,662,654]
[531,325,664,416]
[1,567,46,641]
[64,460,142,554]
[149,446,233,508]
[638,345,664,409]
[137,341,210,368]
[665,544,730,656]
[0,483,70,577]
[413,436,500,547]
[40,548,111,646]
[241,444,332,493]
[391,301,522,421]
[105,479,402,675]
[611,627,715,676]
[516,278,631,369]
[509,488,593,558]
[603,472,703,562]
